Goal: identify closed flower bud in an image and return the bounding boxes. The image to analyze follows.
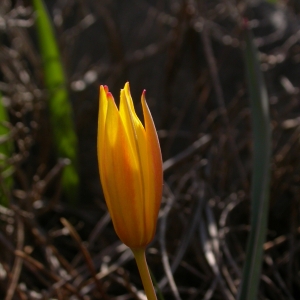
[97,82,163,249]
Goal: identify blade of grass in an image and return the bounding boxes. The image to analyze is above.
[32,0,79,203]
[237,22,271,300]
[149,269,165,300]
[0,92,13,206]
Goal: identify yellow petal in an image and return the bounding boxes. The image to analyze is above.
[119,82,147,199]
[98,85,108,146]
[119,87,137,153]
[101,94,147,247]
[97,85,108,182]
[141,90,163,239]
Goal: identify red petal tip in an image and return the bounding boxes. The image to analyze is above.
[107,92,114,100]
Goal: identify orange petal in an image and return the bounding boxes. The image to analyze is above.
[101,94,146,247]
[141,91,163,238]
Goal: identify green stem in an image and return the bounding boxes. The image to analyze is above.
[132,248,157,300]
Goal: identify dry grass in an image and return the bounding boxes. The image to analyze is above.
[1,0,300,299]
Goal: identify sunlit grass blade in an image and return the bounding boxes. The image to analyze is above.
[32,0,79,203]
[237,23,271,300]
[0,93,13,206]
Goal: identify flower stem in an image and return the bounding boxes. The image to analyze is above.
[132,248,157,300]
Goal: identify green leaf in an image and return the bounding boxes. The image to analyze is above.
[32,0,79,203]
[237,24,271,300]
[0,93,13,206]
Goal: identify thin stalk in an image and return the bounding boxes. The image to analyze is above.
[132,248,157,300]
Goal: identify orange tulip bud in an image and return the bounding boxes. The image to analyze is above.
[97,82,163,249]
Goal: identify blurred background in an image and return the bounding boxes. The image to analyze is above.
[1,0,300,299]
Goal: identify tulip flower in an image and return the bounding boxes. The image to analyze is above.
[97,82,163,300]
